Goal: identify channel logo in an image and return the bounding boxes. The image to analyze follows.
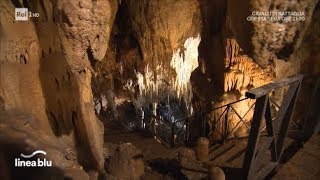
[15,8,28,21]
[15,150,52,167]
[15,8,40,21]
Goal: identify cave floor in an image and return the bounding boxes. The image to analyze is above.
[273,134,320,180]
[103,119,319,179]
[104,120,181,160]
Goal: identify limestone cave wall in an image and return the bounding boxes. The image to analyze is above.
[0,0,117,176]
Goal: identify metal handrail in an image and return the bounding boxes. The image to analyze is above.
[172,97,250,124]
[211,97,249,111]
[169,97,256,144]
[208,98,256,142]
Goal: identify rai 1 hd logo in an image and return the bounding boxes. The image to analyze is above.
[15,8,39,21]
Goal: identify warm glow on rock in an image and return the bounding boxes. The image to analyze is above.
[209,38,275,139]
[224,39,273,92]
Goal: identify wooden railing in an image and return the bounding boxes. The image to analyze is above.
[302,73,320,140]
[149,115,191,147]
[242,74,303,180]
[208,97,255,142]
[143,74,318,179]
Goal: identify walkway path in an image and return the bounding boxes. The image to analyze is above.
[273,134,320,180]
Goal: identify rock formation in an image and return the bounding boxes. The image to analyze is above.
[0,0,117,175]
[107,143,145,179]
[228,0,318,67]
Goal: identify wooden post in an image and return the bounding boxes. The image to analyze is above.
[265,98,278,162]
[172,126,176,147]
[303,76,320,139]
[243,95,268,179]
[243,74,303,180]
[185,118,189,144]
[276,81,301,157]
[223,105,230,143]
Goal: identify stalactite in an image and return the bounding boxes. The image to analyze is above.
[224,38,273,93]
[134,35,201,114]
[225,38,240,68]
[213,38,276,139]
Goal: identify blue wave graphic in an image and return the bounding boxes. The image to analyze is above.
[20,150,47,158]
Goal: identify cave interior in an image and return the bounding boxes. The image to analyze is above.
[0,0,320,180]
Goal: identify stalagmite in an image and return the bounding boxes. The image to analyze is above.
[196,137,209,162]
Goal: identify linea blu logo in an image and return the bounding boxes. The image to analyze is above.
[15,150,52,167]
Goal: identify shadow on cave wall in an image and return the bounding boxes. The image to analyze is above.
[11,0,76,137]
[197,0,227,94]
[39,52,80,137]
[38,51,100,171]
[188,0,229,140]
